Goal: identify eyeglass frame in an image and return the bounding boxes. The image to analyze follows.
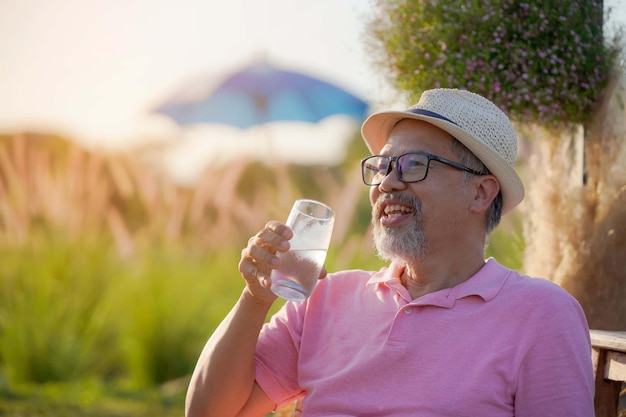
[360,151,486,186]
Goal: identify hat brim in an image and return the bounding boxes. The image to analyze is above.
[361,111,525,214]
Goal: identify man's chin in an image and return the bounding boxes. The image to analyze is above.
[373,228,426,263]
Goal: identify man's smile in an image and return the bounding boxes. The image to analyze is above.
[383,204,413,218]
[378,200,415,226]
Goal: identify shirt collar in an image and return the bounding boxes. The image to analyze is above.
[366,258,510,307]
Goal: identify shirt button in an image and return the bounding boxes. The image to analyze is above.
[404,307,413,314]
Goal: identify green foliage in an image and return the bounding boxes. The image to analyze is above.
[0,381,185,416]
[342,130,372,168]
[0,234,120,385]
[114,246,243,388]
[485,213,526,270]
[0,232,246,388]
[236,160,279,203]
[367,0,621,129]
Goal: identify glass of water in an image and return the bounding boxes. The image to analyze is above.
[270,199,335,302]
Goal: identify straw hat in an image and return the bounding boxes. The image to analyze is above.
[361,88,524,214]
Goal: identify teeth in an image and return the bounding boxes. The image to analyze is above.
[384,205,412,216]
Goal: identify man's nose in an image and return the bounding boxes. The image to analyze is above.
[378,161,407,192]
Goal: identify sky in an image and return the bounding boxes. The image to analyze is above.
[0,0,624,181]
[0,1,388,148]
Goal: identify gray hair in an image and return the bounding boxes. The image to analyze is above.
[450,138,502,234]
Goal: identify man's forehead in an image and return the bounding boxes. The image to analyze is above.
[381,120,454,152]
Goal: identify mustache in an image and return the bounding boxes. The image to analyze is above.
[373,192,421,217]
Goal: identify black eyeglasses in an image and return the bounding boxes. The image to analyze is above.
[361,152,485,186]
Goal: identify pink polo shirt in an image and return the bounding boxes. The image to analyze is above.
[255,258,594,416]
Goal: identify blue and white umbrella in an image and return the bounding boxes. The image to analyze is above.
[155,61,369,129]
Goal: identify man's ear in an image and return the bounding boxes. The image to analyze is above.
[470,175,500,213]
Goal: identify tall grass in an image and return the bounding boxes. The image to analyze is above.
[524,70,626,330]
[522,70,626,330]
[0,233,118,384]
[113,246,245,387]
[0,130,523,397]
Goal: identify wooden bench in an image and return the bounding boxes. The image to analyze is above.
[591,330,626,417]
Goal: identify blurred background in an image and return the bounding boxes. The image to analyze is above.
[0,0,625,415]
[0,0,397,173]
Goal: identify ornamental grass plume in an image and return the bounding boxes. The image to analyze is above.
[0,133,292,255]
[0,131,373,257]
[522,70,626,330]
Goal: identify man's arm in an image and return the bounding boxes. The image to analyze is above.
[185,221,293,417]
[515,295,594,417]
[185,290,276,417]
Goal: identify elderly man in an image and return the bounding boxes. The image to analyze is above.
[186,89,594,417]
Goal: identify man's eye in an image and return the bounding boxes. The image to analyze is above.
[404,158,426,169]
[371,160,389,173]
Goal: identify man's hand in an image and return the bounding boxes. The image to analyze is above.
[238,221,293,305]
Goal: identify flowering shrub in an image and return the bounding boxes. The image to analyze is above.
[367,0,620,129]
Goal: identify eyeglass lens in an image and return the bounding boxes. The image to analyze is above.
[362,153,429,185]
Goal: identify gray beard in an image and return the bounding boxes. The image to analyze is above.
[371,193,426,263]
